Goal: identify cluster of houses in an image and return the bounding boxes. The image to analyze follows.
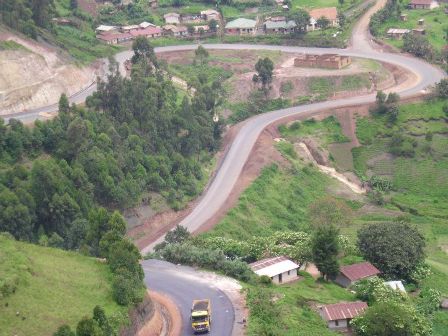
[387,0,446,39]
[96,8,220,44]
[224,7,339,36]
[249,257,410,332]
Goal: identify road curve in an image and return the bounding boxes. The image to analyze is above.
[142,259,235,336]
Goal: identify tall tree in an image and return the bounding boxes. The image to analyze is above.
[357,221,425,279]
[252,57,274,96]
[290,9,310,33]
[311,225,340,280]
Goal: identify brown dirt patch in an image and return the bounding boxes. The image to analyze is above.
[77,0,98,16]
[147,291,182,336]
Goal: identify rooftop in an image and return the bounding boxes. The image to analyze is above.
[96,25,116,32]
[320,302,368,321]
[225,18,257,29]
[250,256,299,277]
[339,262,380,281]
[164,12,180,18]
[308,7,338,20]
[130,26,162,37]
[410,0,433,4]
[387,28,411,34]
[385,280,406,292]
[265,20,296,30]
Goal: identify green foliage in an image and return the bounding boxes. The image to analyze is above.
[150,243,255,282]
[352,301,432,336]
[53,325,75,336]
[194,45,209,66]
[311,225,340,280]
[289,9,311,33]
[357,221,426,280]
[403,33,434,60]
[416,288,441,316]
[354,277,407,304]
[253,57,274,95]
[308,196,353,228]
[436,79,448,99]
[369,0,401,36]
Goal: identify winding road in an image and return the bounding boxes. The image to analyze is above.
[2,1,446,335]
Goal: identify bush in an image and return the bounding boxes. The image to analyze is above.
[112,270,145,306]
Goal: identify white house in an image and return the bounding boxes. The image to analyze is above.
[320,301,368,330]
[385,280,406,292]
[164,12,181,25]
[249,256,300,284]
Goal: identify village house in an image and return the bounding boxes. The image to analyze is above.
[409,0,439,9]
[264,18,296,34]
[95,25,118,34]
[319,302,368,330]
[387,28,411,39]
[121,24,140,33]
[96,32,133,45]
[193,25,211,35]
[201,9,220,21]
[163,24,188,37]
[181,13,203,24]
[225,18,257,35]
[130,26,162,39]
[294,54,351,69]
[412,28,426,35]
[335,262,380,288]
[249,256,301,284]
[308,7,338,31]
[164,13,180,25]
[140,22,156,29]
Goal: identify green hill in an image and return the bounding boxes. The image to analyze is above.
[0,234,127,336]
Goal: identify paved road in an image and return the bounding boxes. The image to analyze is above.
[142,259,235,336]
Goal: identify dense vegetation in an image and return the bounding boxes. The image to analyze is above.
[0,234,128,335]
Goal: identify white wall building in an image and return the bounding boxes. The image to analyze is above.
[250,256,300,284]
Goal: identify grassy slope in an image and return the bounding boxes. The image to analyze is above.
[0,235,126,336]
[376,2,448,51]
[209,100,448,334]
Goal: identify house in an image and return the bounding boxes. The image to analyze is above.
[335,262,380,288]
[164,13,180,25]
[294,54,351,69]
[97,32,133,44]
[308,7,338,31]
[96,25,118,34]
[121,25,140,33]
[409,0,439,9]
[193,25,210,35]
[181,13,203,24]
[140,22,156,29]
[264,19,296,34]
[130,26,162,38]
[418,18,425,25]
[441,298,448,309]
[163,24,188,37]
[250,256,300,284]
[319,301,368,330]
[225,18,257,35]
[400,13,408,21]
[148,0,158,8]
[52,17,73,26]
[275,0,284,5]
[412,28,426,35]
[201,9,220,21]
[384,280,406,292]
[387,28,411,39]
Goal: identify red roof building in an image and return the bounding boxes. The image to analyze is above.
[409,0,438,9]
[320,301,368,330]
[335,262,380,287]
[130,26,162,39]
[96,32,133,44]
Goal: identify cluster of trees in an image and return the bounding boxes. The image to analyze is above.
[53,306,120,336]
[369,0,401,36]
[403,34,434,61]
[0,0,54,38]
[371,91,400,123]
[0,39,223,247]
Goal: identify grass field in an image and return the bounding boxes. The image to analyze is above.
[0,235,127,336]
[376,3,448,52]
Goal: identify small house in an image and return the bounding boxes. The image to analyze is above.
[164,13,180,25]
[275,0,284,6]
[384,280,406,292]
[97,32,133,44]
[418,18,425,25]
[400,13,408,21]
[308,7,338,31]
[264,19,296,34]
[441,298,448,309]
[412,28,426,35]
[193,25,210,35]
[335,261,380,288]
[387,28,411,39]
[140,22,156,29]
[96,25,118,34]
[250,256,300,284]
[201,9,220,21]
[320,301,368,330]
[225,18,257,35]
[163,24,188,37]
[409,0,439,9]
[130,26,162,39]
[121,25,140,33]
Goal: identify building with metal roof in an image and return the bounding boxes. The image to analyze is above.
[250,256,300,284]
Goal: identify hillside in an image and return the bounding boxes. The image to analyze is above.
[0,234,127,336]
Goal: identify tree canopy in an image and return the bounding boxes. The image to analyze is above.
[311,225,340,280]
[357,221,425,279]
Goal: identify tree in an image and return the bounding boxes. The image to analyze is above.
[76,317,103,336]
[338,0,344,5]
[53,325,75,336]
[209,19,218,32]
[187,24,195,36]
[435,78,448,98]
[316,16,330,30]
[252,57,274,96]
[70,0,78,10]
[337,12,346,28]
[351,301,432,336]
[131,36,156,65]
[403,33,433,60]
[194,45,209,65]
[308,196,353,228]
[290,9,310,33]
[311,225,340,280]
[93,306,112,335]
[357,221,425,279]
